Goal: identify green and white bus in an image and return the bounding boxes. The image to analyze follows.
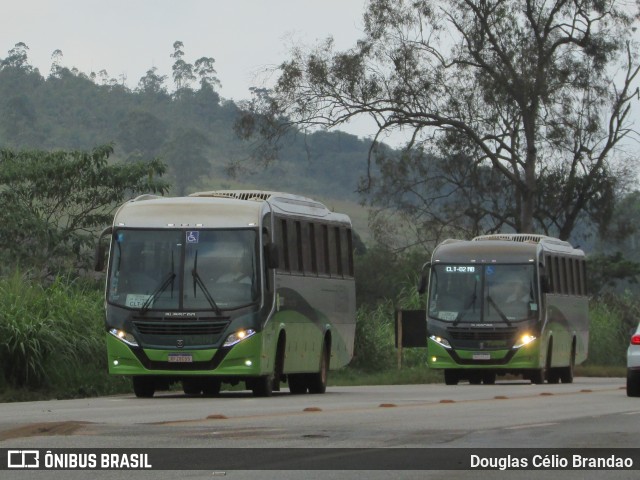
[419,234,588,385]
[95,191,356,397]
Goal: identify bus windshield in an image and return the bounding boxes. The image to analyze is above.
[108,229,259,311]
[428,264,538,324]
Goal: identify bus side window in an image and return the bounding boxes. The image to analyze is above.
[276,217,290,273]
[307,222,318,275]
[346,228,354,277]
[287,219,300,273]
[315,223,328,276]
[335,226,343,277]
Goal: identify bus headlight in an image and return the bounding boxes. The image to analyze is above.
[223,329,256,347]
[109,328,139,347]
[513,334,536,349]
[429,335,452,349]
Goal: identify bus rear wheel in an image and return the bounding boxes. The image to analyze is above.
[287,374,308,394]
[132,376,155,398]
[560,345,576,384]
[547,369,561,384]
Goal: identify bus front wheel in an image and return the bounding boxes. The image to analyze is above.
[529,369,546,384]
[444,369,459,385]
[482,372,496,385]
[250,375,274,397]
[132,376,155,398]
[308,341,330,394]
[202,378,221,397]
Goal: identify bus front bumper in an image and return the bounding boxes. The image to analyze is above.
[106,331,266,377]
[426,337,541,370]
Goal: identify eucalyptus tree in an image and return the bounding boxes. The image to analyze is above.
[49,49,63,78]
[239,0,640,242]
[170,40,195,94]
[0,42,32,71]
[194,56,221,90]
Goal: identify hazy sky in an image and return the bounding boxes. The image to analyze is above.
[2,0,367,102]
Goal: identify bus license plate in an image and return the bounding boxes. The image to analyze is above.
[168,353,193,363]
[472,353,491,360]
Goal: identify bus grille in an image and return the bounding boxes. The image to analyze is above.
[133,321,229,336]
[448,328,517,341]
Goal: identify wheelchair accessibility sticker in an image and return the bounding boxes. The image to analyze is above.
[186,231,199,243]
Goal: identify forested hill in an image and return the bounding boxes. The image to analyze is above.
[0,43,374,201]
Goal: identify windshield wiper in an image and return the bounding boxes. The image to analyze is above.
[486,295,512,327]
[453,292,477,326]
[453,279,478,326]
[192,251,223,316]
[140,272,176,314]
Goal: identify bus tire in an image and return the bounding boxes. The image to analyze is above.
[532,342,553,384]
[308,339,330,394]
[133,376,155,398]
[250,375,274,397]
[560,343,575,384]
[182,379,202,396]
[482,372,496,385]
[288,374,308,394]
[202,378,221,397]
[444,369,459,385]
[530,369,545,384]
[469,372,482,385]
[273,333,286,393]
[547,369,561,384]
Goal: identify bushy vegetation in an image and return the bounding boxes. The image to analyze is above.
[586,293,639,367]
[0,272,128,401]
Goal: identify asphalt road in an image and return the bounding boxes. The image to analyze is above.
[1,377,638,479]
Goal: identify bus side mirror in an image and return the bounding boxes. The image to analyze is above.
[265,243,279,269]
[94,226,112,272]
[417,262,431,294]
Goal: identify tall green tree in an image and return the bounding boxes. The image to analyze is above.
[136,66,169,98]
[170,40,195,95]
[194,56,221,91]
[1,42,33,71]
[239,0,640,241]
[0,145,169,275]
